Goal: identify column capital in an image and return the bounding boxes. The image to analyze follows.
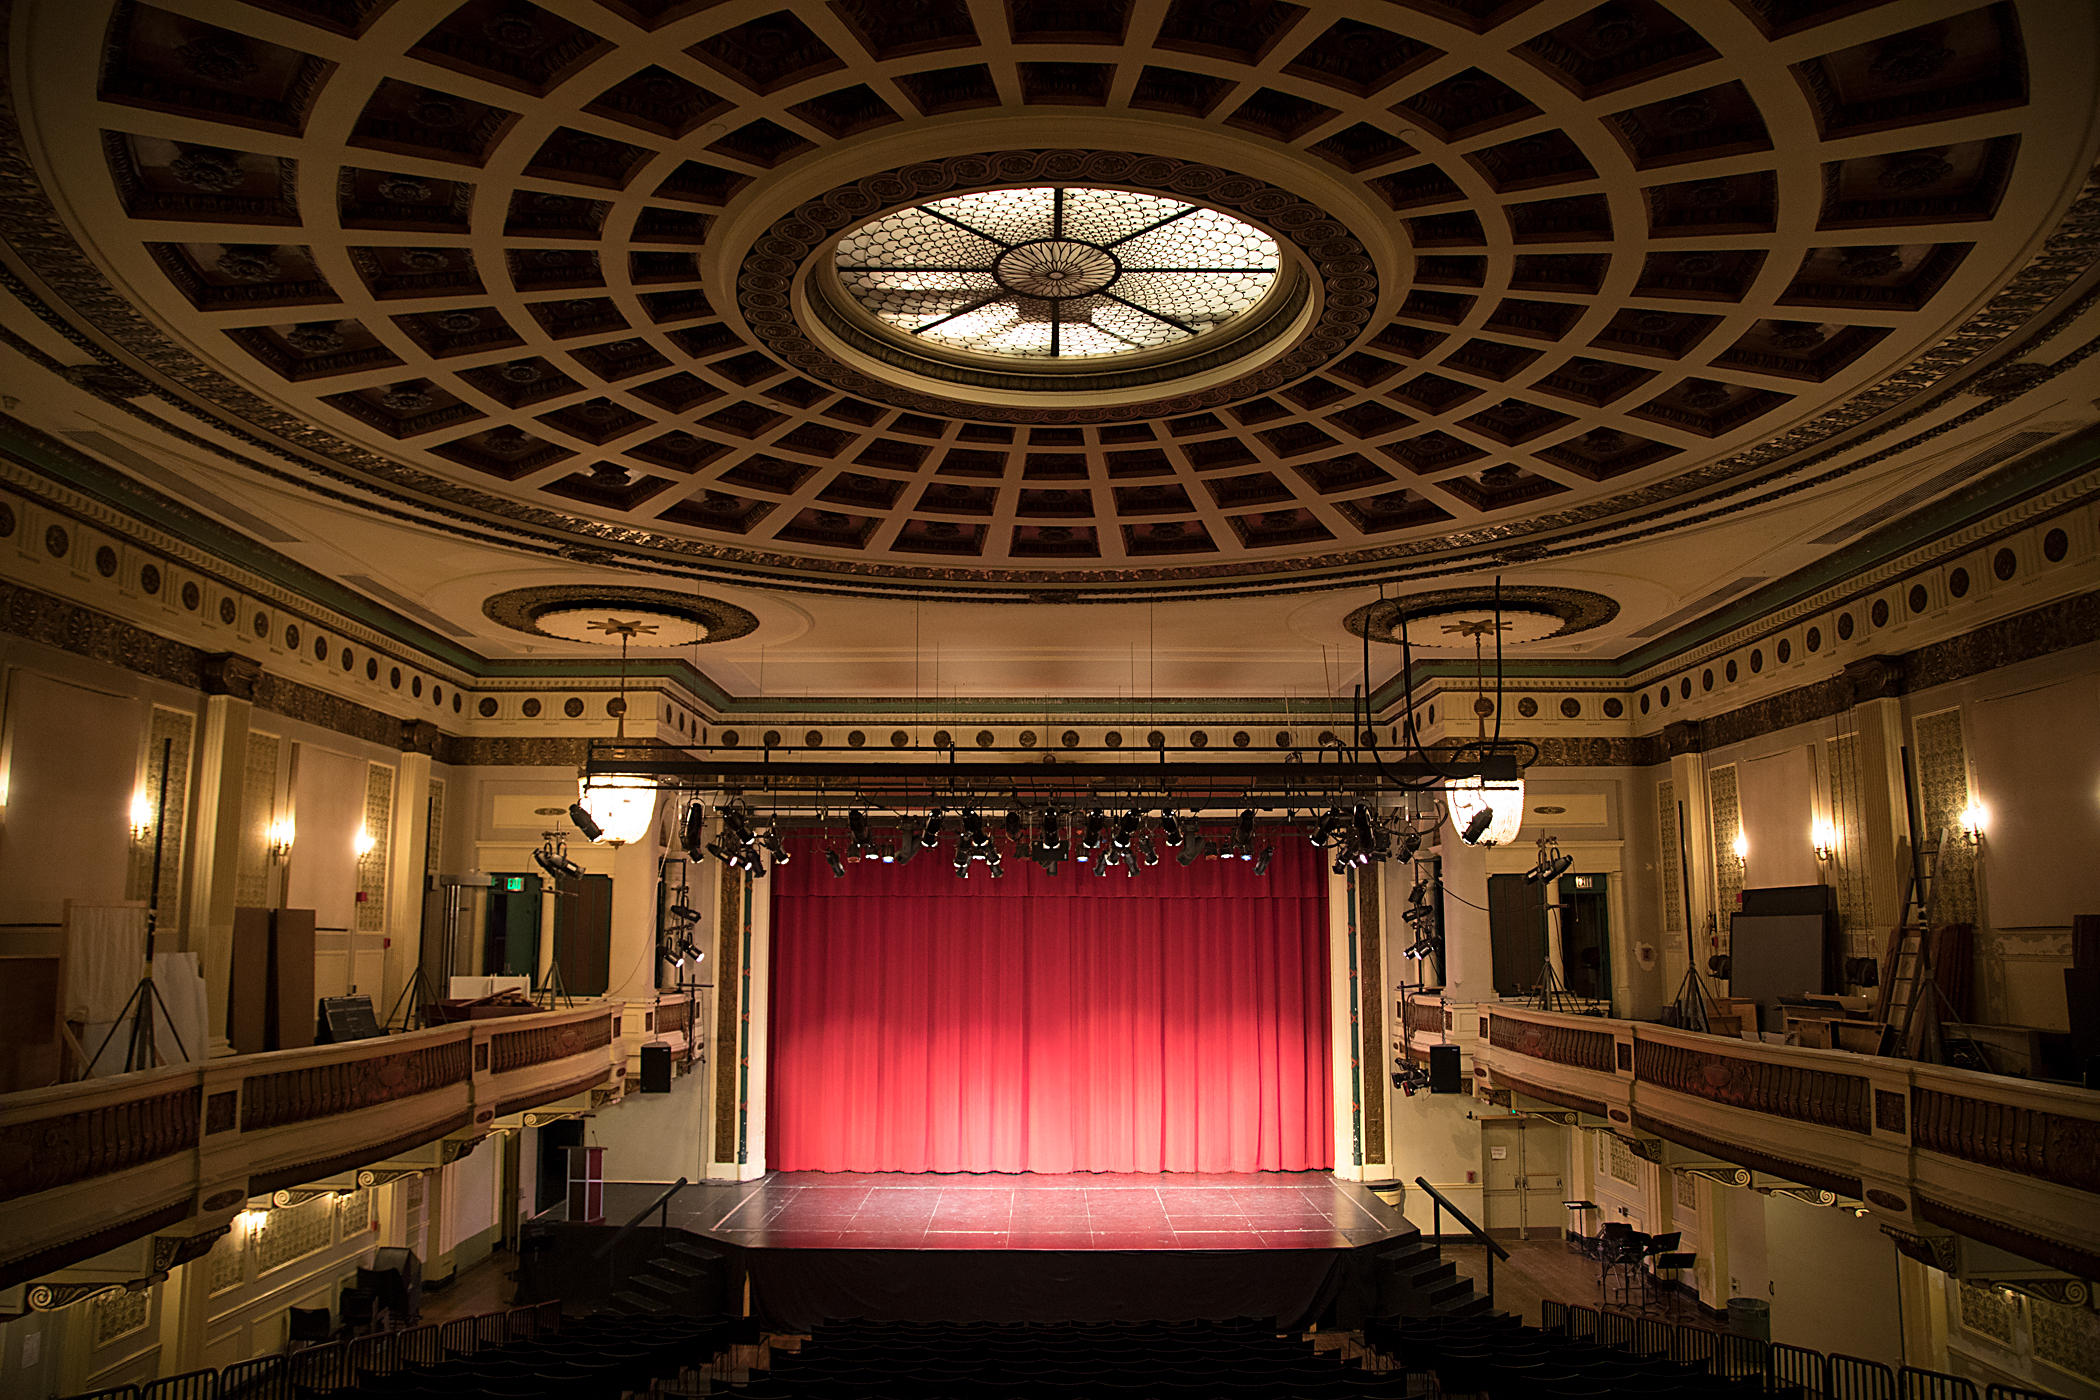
[1663,719,1704,756]
[199,653,261,700]
[1842,655,1906,704]
[400,718,441,754]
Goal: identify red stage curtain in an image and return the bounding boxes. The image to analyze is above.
[767,830,1331,1174]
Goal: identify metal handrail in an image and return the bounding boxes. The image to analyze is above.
[1414,1175,1508,1310]
[591,1177,689,1259]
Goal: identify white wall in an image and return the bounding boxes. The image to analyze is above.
[590,1061,710,1183]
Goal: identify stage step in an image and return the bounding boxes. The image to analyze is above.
[633,1273,687,1296]
[665,1240,723,1263]
[612,1290,670,1313]
[651,1257,710,1279]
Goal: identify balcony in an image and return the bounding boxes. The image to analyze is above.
[0,1001,625,1291]
[1472,1004,2100,1279]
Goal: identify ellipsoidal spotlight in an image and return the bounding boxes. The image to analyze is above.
[1004,809,1025,844]
[922,808,945,845]
[681,802,708,861]
[1462,806,1494,845]
[668,903,701,923]
[567,802,604,843]
[847,809,869,853]
[1394,828,1423,863]
[1138,831,1159,866]
[1159,811,1184,848]
[1114,810,1141,849]
[896,832,923,867]
[534,846,583,881]
[1177,834,1209,867]
[1352,804,1376,849]
[825,850,847,879]
[1312,808,1345,847]
[963,809,987,842]
[1253,845,1274,876]
[1237,809,1257,858]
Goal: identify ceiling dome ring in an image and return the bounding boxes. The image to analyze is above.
[1343,588,1622,647]
[484,586,760,645]
[735,149,1378,423]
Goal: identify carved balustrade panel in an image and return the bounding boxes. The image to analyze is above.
[1912,1088,2100,1195]
[1634,1040,1870,1133]
[1488,1014,1617,1073]
[241,1040,473,1132]
[489,1014,614,1074]
[656,1000,690,1036]
[1405,1000,1444,1037]
[0,1086,201,1197]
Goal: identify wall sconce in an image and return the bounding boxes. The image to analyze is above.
[1811,818,1836,862]
[267,817,295,862]
[1730,830,1748,863]
[354,827,377,860]
[129,791,154,843]
[1957,799,1987,843]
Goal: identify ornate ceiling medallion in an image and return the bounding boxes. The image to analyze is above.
[483,586,759,646]
[737,150,1375,421]
[1344,588,1621,646]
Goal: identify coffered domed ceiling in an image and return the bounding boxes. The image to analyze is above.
[8,0,2093,598]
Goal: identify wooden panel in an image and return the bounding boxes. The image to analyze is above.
[270,908,316,1051]
[229,906,273,1056]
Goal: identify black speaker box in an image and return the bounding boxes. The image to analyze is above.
[1429,1043,1461,1094]
[639,1042,672,1094]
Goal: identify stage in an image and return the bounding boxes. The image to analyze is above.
[567,1174,1422,1329]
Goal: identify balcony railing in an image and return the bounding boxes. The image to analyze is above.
[1476,1004,2100,1280]
[0,1001,623,1292]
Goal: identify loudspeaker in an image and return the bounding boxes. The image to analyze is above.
[1429,1043,1461,1094]
[639,1042,672,1094]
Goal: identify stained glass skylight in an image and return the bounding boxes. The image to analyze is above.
[833,187,1282,360]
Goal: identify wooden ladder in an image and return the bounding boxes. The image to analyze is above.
[1876,841,1942,1052]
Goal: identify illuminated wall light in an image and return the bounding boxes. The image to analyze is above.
[1811,818,1836,862]
[268,817,295,861]
[1958,798,1987,842]
[1731,830,1749,862]
[130,791,154,841]
[354,827,377,859]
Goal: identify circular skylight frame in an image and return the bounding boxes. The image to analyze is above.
[821,185,1300,380]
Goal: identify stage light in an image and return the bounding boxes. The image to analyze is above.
[848,809,869,851]
[1238,809,1257,846]
[1159,811,1184,847]
[757,829,790,865]
[1312,808,1344,847]
[567,802,604,842]
[1082,809,1107,851]
[681,802,707,861]
[533,846,582,881]
[1114,810,1140,849]
[963,809,986,841]
[922,809,945,845]
[1352,804,1375,849]
[1545,852,1574,881]
[1394,828,1422,863]
[1253,845,1274,876]
[1137,832,1159,866]
[897,832,923,867]
[1448,777,1524,846]
[1407,880,1427,906]
[1461,805,1494,845]
[668,903,700,923]
[825,850,846,879]
[1403,903,1433,926]
[1177,834,1208,867]
[1005,809,1024,843]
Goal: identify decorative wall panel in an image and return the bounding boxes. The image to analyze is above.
[1912,708,1978,925]
[2033,1292,2100,1385]
[235,729,280,910]
[357,761,392,933]
[1826,733,1872,950]
[1708,763,1742,920]
[1658,780,1683,932]
[253,1195,332,1273]
[126,705,193,932]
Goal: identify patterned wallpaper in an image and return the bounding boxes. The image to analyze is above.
[234,730,280,910]
[356,762,392,934]
[1708,764,1743,923]
[1959,1281,2017,1345]
[1826,733,1874,954]
[2033,1291,2100,1385]
[1912,708,1979,926]
[1657,780,1683,933]
[126,705,193,932]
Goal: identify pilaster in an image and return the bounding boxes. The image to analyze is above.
[184,657,259,1057]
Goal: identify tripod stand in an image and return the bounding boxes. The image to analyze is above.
[87,738,190,1076]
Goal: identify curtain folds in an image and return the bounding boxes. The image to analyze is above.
[767,831,1331,1174]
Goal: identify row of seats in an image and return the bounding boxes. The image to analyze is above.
[738,1318,1410,1400]
[318,1314,734,1399]
[1363,1312,1778,1400]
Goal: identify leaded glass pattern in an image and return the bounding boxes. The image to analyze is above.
[834,186,1280,359]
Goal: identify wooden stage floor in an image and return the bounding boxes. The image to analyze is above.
[591,1173,1411,1252]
